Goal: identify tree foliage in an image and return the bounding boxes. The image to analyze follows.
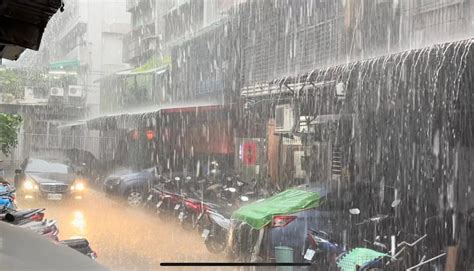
[0,113,22,156]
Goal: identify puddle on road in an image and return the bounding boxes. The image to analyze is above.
[18,191,234,270]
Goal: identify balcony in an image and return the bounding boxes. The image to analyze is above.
[63,46,89,67]
[122,32,157,64]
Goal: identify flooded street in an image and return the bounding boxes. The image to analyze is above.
[3,0,474,270]
[19,191,229,270]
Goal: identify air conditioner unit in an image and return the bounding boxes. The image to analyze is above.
[275,104,295,133]
[68,85,83,97]
[24,87,35,100]
[50,87,64,97]
[336,82,346,98]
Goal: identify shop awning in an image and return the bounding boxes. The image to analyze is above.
[83,99,226,130]
[57,120,87,129]
[95,67,168,83]
[232,188,322,229]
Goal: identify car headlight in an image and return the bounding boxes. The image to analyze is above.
[71,182,85,191]
[23,180,36,190]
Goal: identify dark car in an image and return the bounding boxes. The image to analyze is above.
[103,168,157,207]
[17,158,86,201]
[228,185,349,264]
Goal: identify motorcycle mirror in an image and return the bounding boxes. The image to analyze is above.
[349,208,361,215]
[186,176,192,180]
[240,196,249,202]
[370,214,388,222]
[174,177,180,181]
[227,187,236,193]
[391,199,401,208]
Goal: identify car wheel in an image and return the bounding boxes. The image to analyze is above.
[126,190,143,207]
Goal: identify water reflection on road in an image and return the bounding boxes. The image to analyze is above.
[19,191,231,271]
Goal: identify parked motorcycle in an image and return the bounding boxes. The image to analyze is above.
[61,238,98,260]
[0,182,16,210]
[153,175,183,217]
[201,188,253,254]
[202,207,232,254]
[1,207,46,224]
[329,200,445,271]
[17,218,59,241]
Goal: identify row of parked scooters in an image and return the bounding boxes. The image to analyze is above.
[141,172,272,254]
[0,180,98,260]
[133,171,450,270]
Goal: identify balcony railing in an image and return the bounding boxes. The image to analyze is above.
[122,33,156,63]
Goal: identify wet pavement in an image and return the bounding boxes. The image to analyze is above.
[18,190,232,271]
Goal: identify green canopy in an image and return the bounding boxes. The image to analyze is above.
[232,188,321,229]
[336,248,387,271]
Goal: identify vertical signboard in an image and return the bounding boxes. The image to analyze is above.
[242,141,257,166]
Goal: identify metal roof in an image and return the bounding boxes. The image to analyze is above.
[59,99,226,130]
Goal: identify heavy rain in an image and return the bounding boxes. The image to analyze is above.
[0,0,473,270]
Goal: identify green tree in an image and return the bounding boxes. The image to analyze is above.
[0,113,22,156]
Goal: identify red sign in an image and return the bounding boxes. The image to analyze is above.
[146,130,155,141]
[242,142,257,166]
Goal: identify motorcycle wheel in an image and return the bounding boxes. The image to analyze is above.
[181,214,195,231]
[205,235,226,254]
[196,220,207,233]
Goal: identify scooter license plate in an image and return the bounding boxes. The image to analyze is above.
[156,201,163,208]
[174,204,180,210]
[178,212,184,221]
[202,229,210,239]
[304,249,316,261]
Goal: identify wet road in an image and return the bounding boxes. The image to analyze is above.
[18,190,232,271]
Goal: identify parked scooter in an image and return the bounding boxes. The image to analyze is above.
[304,229,345,270]
[202,207,232,254]
[1,205,59,241]
[201,191,252,254]
[152,175,183,217]
[61,238,98,260]
[17,218,60,241]
[325,199,445,271]
[0,184,16,210]
[1,207,46,224]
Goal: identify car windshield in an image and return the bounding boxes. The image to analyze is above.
[25,159,71,174]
